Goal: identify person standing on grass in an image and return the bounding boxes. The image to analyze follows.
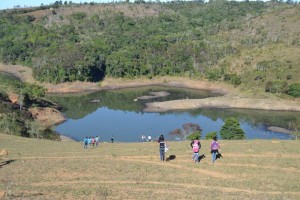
[211,136,220,164]
[147,135,152,142]
[95,136,99,147]
[190,139,201,163]
[83,137,88,149]
[91,136,95,148]
[157,134,167,161]
[111,135,114,143]
[88,137,92,147]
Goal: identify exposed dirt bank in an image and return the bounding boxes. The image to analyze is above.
[29,107,66,127]
[1,63,300,112]
[144,95,300,112]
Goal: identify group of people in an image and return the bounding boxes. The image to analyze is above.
[158,135,221,164]
[83,136,100,149]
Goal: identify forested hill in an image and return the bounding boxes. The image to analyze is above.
[0,1,299,95]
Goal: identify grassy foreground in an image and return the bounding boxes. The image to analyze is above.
[0,134,300,200]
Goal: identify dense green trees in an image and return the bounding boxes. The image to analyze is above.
[0,1,298,98]
[287,83,300,98]
[0,1,270,82]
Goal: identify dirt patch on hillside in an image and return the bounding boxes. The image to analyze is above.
[29,107,66,127]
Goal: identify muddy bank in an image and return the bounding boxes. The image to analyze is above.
[267,126,292,134]
[1,63,300,112]
[136,91,170,100]
[0,64,231,94]
[144,95,300,112]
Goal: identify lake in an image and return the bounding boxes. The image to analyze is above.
[48,86,296,142]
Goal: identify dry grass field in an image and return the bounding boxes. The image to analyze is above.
[0,134,300,200]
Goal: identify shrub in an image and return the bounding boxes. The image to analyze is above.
[72,12,87,20]
[287,83,300,98]
[220,118,245,140]
[205,68,222,81]
[265,81,288,94]
[187,130,201,141]
[205,131,217,140]
[224,73,241,86]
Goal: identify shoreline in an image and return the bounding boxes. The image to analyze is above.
[1,63,300,112]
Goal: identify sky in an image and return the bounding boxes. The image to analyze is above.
[0,0,110,10]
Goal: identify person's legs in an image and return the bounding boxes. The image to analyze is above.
[195,152,199,163]
[212,151,217,163]
[160,149,164,161]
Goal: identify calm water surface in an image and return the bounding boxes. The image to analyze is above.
[48,86,296,142]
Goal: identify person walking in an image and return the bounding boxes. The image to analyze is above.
[210,136,220,164]
[157,134,167,161]
[190,139,201,163]
[83,137,88,149]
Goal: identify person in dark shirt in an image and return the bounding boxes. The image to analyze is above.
[157,134,167,161]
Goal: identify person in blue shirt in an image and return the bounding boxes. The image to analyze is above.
[83,137,88,149]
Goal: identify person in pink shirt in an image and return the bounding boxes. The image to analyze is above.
[210,136,220,164]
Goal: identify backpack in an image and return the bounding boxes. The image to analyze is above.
[211,141,218,150]
[193,140,199,153]
[84,138,88,145]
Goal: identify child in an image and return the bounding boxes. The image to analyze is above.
[210,136,220,164]
[190,139,201,163]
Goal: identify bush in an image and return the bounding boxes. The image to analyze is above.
[71,12,87,20]
[224,73,242,86]
[287,83,300,98]
[220,118,245,140]
[205,68,222,81]
[265,81,288,94]
[205,131,217,140]
[187,130,201,141]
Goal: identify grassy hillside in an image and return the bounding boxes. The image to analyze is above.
[1,134,300,199]
[0,1,299,97]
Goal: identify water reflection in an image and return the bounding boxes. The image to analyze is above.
[48,86,296,142]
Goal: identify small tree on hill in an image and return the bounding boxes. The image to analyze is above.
[187,130,201,141]
[220,118,245,140]
[205,131,217,140]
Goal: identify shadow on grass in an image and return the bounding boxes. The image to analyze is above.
[0,159,16,168]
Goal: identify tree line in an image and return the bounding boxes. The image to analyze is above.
[0,1,299,97]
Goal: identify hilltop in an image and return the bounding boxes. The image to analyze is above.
[0,1,299,95]
[0,134,300,199]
